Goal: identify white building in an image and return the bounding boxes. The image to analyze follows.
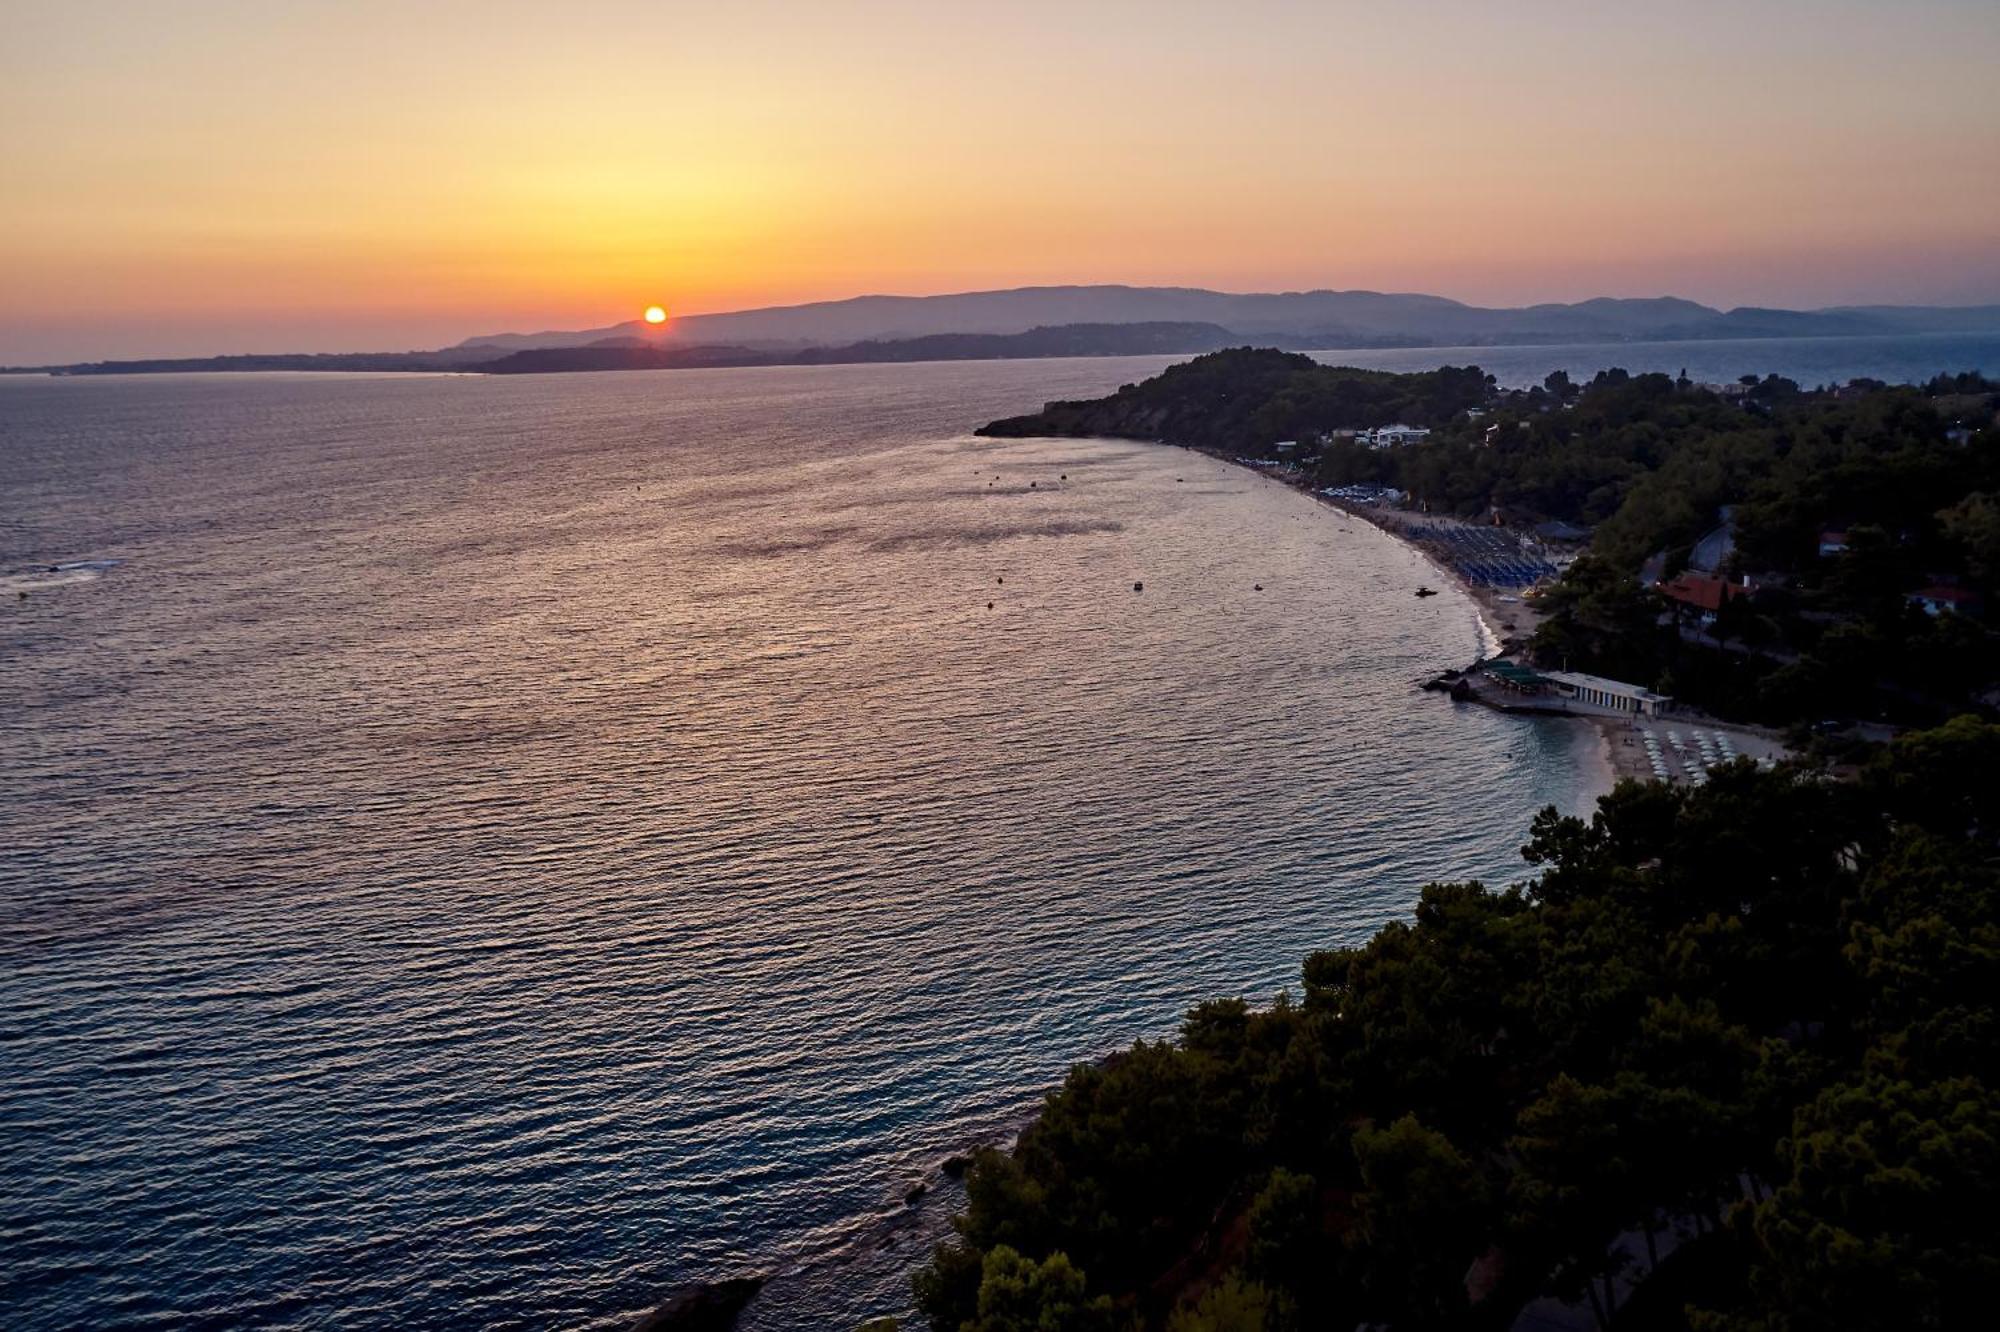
[1540,670,1673,718]
[1360,424,1431,449]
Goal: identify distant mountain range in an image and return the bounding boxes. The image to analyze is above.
[456,285,2000,354]
[14,285,2000,376]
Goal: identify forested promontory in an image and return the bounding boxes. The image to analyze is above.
[910,719,2000,1331]
[977,349,1493,448]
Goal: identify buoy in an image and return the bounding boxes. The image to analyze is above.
[1060,473,1067,480]
[1133,581,1144,592]
[997,576,1003,584]
[1030,481,1036,488]
[987,601,994,609]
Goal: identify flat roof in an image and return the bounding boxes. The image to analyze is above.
[1540,669,1671,702]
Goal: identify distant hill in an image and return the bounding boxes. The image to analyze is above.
[977,347,1492,448]
[477,321,1242,373]
[16,287,1999,377]
[41,347,494,375]
[455,286,2000,355]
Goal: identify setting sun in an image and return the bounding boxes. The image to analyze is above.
[643,306,667,324]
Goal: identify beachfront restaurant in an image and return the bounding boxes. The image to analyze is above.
[1481,661,1547,694]
[1540,669,1672,718]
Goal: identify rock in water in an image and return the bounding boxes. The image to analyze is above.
[632,1277,766,1332]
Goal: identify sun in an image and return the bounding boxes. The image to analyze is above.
[643,305,668,325]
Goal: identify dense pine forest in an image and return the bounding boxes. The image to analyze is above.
[907,719,2000,1330]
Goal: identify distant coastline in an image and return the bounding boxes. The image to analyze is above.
[11,281,2000,376]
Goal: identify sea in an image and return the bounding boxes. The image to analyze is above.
[3,332,1994,1331]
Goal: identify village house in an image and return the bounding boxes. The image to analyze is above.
[1359,424,1430,449]
[1657,570,1751,628]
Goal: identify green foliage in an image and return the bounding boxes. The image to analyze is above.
[1242,1168,1320,1294]
[918,721,2000,1329]
[979,348,1492,451]
[1163,1276,1275,1332]
[1519,380,2000,723]
[1528,555,1675,686]
[1350,1116,1488,1322]
[962,1247,1123,1332]
[1746,1074,2000,1330]
[915,1237,988,1332]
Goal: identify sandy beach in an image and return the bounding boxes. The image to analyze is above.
[1309,493,1549,653]
[1277,471,1791,794]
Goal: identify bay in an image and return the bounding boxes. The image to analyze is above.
[2,331,1985,1330]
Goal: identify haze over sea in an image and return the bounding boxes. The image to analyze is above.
[3,333,1994,1331]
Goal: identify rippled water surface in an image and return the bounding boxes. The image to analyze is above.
[9,358,1636,1330]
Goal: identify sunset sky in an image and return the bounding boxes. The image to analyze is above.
[3,0,1997,362]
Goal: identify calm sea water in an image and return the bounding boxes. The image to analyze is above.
[1,334,1988,1331]
[1311,329,2000,388]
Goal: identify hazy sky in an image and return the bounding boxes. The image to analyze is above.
[3,0,1997,361]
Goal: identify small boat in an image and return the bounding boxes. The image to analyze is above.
[1415,586,1439,598]
[1133,581,1144,592]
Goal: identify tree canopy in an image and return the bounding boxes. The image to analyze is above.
[978,349,1493,449]
[915,719,2000,1331]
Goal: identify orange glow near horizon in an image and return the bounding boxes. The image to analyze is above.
[2,0,1997,362]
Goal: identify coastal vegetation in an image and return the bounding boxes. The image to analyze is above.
[1419,370,1999,727]
[980,349,2000,729]
[912,719,2000,1330]
[978,349,1493,448]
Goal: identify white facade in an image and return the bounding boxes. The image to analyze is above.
[1540,669,1672,717]
[1360,424,1431,449]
